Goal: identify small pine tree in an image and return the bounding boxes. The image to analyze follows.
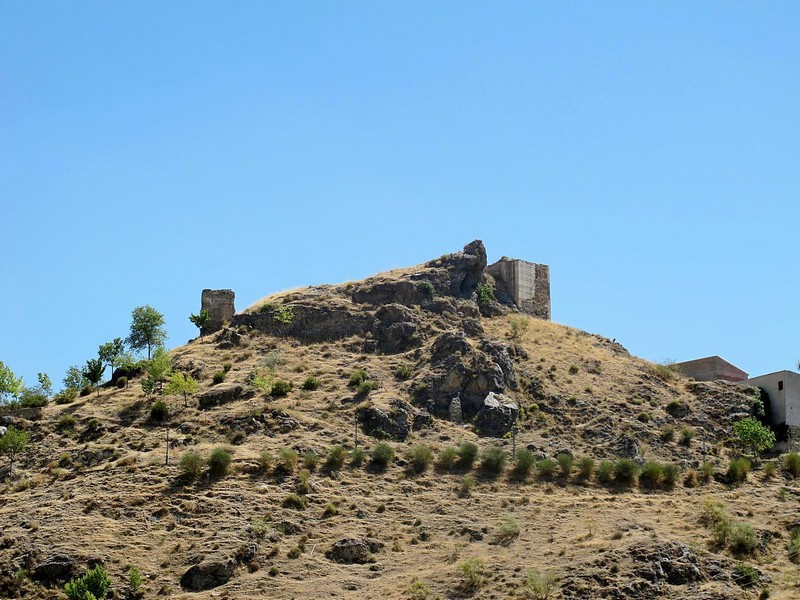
[165,371,198,407]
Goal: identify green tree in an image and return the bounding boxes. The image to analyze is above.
[37,372,53,397]
[98,338,125,380]
[127,305,167,359]
[189,308,210,339]
[141,347,172,396]
[0,426,29,473]
[83,359,105,396]
[0,360,24,404]
[732,417,776,457]
[63,365,88,392]
[165,371,198,407]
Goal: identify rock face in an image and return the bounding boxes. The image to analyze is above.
[357,399,416,440]
[629,540,703,585]
[31,555,81,585]
[198,385,255,409]
[373,304,422,353]
[474,392,519,436]
[326,538,383,564]
[180,557,236,591]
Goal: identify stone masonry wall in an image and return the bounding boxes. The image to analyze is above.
[487,257,550,320]
[201,289,235,335]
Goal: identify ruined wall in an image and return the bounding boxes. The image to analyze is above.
[486,257,550,320]
[201,289,235,334]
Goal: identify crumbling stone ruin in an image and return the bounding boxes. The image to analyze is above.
[486,256,551,320]
[200,289,235,335]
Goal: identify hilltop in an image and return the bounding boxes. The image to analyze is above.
[1,241,798,600]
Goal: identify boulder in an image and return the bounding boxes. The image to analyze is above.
[198,385,255,409]
[373,304,422,353]
[31,554,81,585]
[474,392,519,437]
[629,540,704,585]
[326,538,384,564]
[357,399,409,440]
[180,557,236,591]
[448,397,463,424]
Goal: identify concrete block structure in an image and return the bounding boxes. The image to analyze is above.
[742,370,800,451]
[673,356,748,383]
[201,289,235,335]
[486,257,550,320]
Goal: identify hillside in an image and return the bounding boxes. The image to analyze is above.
[1,241,798,600]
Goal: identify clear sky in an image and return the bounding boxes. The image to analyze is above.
[2,2,798,390]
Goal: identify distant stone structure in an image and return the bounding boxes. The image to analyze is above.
[486,257,551,320]
[673,356,748,383]
[741,370,800,452]
[201,289,235,335]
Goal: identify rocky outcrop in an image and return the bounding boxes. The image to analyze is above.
[198,385,255,409]
[180,557,236,591]
[372,304,422,353]
[426,240,487,297]
[474,392,519,436]
[30,555,81,585]
[326,538,383,564]
[234,304,374,343]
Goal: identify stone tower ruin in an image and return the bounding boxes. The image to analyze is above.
[201,289,235,335]
[486,257,551,320]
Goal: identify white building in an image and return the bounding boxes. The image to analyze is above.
[742,370,800,451]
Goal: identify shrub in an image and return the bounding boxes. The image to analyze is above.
[525,568,559,599]
[349,447,366,467]
[679,427,695,446]
[785,452,800,478]
[116,376,128,389]
[322,503,338,518]
[684,469,698,487]
[302,451,319,472]
[180,451,203,479]
[662,463,679,488]
[282,493,307,510]
[597,460,614,485]
[459,474,476,497]
[729,522,758,555]
[356,379,379,397]
[19,389,48,408]
[324,445,347,472]
[613,459,639,486]
[787,527,800,563]
[480,447,507,476]
[458,557,485,589]
[437,446,459,471]
[406,445,434,474]
[456,442,479,469]
[762,461,776,479]
[495,515,520,545]
[510,317,530,339]
[568,365,579,375]
[408,581,431,599]
[536,458,557,480]
[296,469,312,494]
[512,449,535,480]
[212,371,226,384]
[394,364,413,380]
[577,457,595,481]
[733,564,760,588]
[208,447,232,477]
[65,565,110,600]
[150,399,169,422]
[228,429,246,445]
[348,369,369,387]
[371,443,395,469]
[276,448,298,474]
[639,462,664,488]
[727,458,751,484]
[660,424,675,442]
[733,417,776,457]
[476,283,494,305]
[256,450,273,474]
[128,566,142,595]
[80,385,92,397]
[557,453,573,478]
[54,388,78,404]
[58,414,77,431]
[301,376,320,391]
[700,461,714,482]
[272,379,293,397]
[651,363,676,382]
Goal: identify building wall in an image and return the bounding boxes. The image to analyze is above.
[673,356,748,382]
[201,289,235,334]
[745,371,800,428]
[486,257,550,320]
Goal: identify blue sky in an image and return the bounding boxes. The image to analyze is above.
[1,1,798,390]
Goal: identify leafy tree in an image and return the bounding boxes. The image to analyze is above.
[37,372,53,397]
[165,371,198,407]
[127,305,167,359]
[141,347,172,396]
[63,365,88,392]
[189,308,210,339]
[732,417,776,457]
[0,360,24,404]
[0,426,29,473]
[83,358,105,396]
[98,338,125,380]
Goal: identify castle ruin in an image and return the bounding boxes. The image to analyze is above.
[200,289,235,335]
[486,257,551,320]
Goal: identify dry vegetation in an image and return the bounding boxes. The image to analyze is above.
[2,247,800,599]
